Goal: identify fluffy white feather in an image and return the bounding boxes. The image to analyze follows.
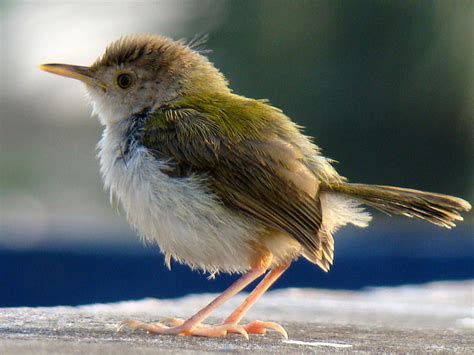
[98,122,266,274]
[320,192,372,235]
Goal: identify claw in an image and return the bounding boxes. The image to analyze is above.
[117,319,250,339]
[243,320,288,339]
[158,317,185,327]
[117,319,142,332]
[118,319,169,334]
[117,320,129,333]
[191,324,249,339]
[258,321,288,339]
[223,324,250,340]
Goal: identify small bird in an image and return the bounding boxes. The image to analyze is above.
[40,34,471,339]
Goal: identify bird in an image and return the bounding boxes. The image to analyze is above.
[40,34,471,339]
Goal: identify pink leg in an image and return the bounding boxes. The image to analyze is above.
[224,263,290,338]
[121,259,269,338]
[224,263,289,324]
[173,266,266,333]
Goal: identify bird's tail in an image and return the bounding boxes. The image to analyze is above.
[321,182,471,228]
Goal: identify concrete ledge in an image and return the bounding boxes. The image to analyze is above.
[1,281,473,353]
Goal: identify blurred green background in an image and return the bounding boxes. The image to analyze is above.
[0,1,473,306]
[2,0,472,249]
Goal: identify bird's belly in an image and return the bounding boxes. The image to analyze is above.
[100,146,262,274]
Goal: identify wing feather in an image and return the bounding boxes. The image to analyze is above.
[143,108,325,261]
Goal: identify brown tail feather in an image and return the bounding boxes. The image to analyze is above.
[322,182,471,229]
[303,228,334,272]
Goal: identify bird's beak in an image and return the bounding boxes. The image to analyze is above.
[39,63,107,90]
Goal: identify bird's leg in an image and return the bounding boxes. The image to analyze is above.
[166,263,290,337]
[120,252,272,338]
[223,262,290,338]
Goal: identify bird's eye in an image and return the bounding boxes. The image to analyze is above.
[116,73,133,89]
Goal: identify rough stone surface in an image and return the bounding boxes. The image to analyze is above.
[1,281,473,354]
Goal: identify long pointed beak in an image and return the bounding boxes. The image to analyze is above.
[39,63,106,90]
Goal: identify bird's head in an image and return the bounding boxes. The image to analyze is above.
[40,35,229,125]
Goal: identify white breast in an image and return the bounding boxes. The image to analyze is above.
[97,124,262,274]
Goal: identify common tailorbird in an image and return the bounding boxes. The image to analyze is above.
[40,35,471,339]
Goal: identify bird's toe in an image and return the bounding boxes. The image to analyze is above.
[238,320,288,339]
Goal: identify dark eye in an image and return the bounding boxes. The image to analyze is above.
[116,73,133,89]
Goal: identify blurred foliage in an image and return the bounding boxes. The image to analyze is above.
[1,0,472,242]
[205,1,473,196]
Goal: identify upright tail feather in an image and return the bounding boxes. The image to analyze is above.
[321,182,471,229]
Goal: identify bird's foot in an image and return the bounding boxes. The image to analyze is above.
[118,319,249,339]
[239,320,288,339]
[145,318,287,339]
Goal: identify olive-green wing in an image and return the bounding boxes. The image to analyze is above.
[143,108,329,267]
